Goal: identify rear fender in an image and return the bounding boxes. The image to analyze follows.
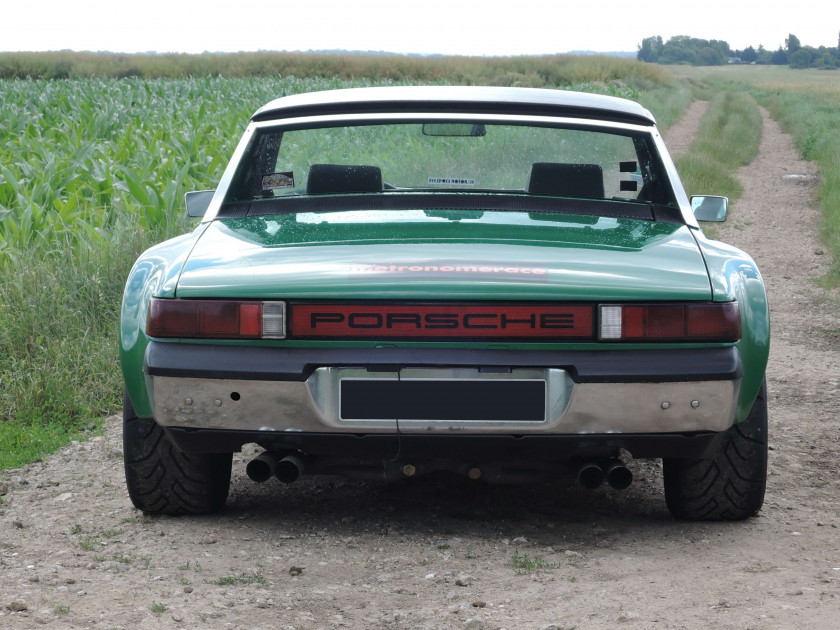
[692,229,770,422]
[120,224,210,418]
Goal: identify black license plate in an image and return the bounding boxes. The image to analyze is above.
[340,379,545,421]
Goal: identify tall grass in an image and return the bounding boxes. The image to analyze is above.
[638,82,693,131]
[0,224,149,468]
[0,68,685,469]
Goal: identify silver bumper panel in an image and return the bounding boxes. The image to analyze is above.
[147,367,740,435]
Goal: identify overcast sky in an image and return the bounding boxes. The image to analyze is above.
[4,0,838,56]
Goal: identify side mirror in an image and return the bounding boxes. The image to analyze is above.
[185,190,215,218]
[691,195,728,222]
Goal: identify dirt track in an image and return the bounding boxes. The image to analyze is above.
[2,103,839,630]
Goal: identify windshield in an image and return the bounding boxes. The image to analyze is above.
[224,121,676,209]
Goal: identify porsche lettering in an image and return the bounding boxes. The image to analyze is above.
[291,304,594,339]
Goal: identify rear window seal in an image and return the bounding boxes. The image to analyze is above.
[216,193,684,224]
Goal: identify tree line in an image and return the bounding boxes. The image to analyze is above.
[638,33,839,69]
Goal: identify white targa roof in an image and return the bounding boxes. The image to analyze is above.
[251,85,656,126]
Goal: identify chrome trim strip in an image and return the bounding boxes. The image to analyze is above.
[148,369,739,435]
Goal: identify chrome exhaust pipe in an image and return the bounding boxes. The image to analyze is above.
[604,460,633,490]
[577,461,605,489]
[246,451,279,483]
[275,454,305,483]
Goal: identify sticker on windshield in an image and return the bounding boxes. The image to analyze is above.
[428,177,476,186]
[262,172,295,190]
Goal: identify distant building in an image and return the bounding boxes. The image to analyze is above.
[728,56,741,64]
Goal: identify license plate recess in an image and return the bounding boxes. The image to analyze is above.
[310,367,573,427]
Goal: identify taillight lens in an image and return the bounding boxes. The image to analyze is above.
[147,299,737,343]
[599,302,740,342]
[147,298,286,339]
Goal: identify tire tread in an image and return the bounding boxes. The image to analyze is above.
[123,391,231,515]
[663,380,768,521]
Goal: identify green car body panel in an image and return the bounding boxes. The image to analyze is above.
[176,213,712,300]
[121,211,768,422]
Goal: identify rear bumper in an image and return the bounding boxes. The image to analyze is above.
[143,342,741,442]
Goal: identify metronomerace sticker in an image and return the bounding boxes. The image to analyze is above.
[349,261,549,281]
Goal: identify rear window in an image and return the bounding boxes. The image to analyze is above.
[225,121,676,209]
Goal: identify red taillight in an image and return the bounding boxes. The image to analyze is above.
[147,299,285,339]
[599,302,740,342]
[685,303,741,340]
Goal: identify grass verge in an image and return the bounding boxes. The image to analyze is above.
[0,222,164,468]
[638,81,693,132]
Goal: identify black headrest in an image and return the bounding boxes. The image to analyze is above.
[527,163,605,199]
[306,164,383,194]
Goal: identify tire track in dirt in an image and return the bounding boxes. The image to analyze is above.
[1,101,839,630]
[663,99,709,158]
[714,107,840,513]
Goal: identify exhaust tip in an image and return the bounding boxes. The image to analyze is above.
[577,463,605,489]
[605,461,633,490]
[246,452,277,483]
[275,455,305,483]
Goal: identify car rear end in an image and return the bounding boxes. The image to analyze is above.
[121,86,768,518]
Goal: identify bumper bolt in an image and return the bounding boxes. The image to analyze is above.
[468,467,482,480]
[402,464,416,477]
[184,397,193,406]
[214,399,222,407]
[691,400,700,408]
[661,401,671,410]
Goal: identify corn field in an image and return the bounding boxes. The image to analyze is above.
[0,74,670,264]
[0,76,376,262]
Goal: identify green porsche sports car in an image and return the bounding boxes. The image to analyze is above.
[119,86,769,520]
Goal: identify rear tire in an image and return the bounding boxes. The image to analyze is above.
[123,390,231,515]
[663,379,768,520]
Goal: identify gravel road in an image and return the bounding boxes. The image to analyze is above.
[1,102,839,630]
